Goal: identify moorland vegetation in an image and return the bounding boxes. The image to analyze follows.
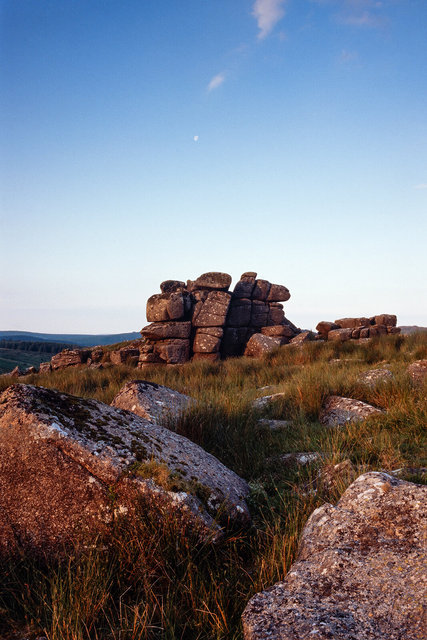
[0,333,426,640]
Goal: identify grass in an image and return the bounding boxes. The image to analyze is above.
[0,333,426,639]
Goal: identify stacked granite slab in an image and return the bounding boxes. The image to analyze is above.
[316,314,400,342]
[140,271,298,365]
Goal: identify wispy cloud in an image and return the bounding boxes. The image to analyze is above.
[414,183,427,190]
[207,72,226,92]
[252,0,287,39]
[312,0,387,29]
[338,49,359,65]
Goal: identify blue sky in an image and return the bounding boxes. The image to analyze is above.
[1,0,426,332]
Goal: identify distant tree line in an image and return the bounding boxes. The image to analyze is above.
[0,340,78,354]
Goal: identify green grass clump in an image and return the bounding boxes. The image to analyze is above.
[0,333,426,639]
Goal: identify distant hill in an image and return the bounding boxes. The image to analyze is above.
[0,330,141,347]
[399,326,427,335]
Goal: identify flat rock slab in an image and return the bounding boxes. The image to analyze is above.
[243,472,427,640]
[111,380,194,424]
[357,368,393,386]
[320,395,383,426]
[0,384,250,554]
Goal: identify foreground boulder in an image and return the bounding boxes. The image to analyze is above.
[320,395,383,426]
[243,472,426,640]
[0,385,250,553]
[111,380,194,424]
[407,359,427,385]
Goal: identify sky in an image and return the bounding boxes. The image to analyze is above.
[1,0,426,333]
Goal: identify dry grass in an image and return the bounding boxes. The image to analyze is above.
[0,333,426,639]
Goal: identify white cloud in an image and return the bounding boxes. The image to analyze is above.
[414,183,427,190]
[252,0,287,39]
[193,135,199,142]
[207,72,226,92]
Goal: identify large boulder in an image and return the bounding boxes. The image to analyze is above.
[316,321,340,338]
[267,284,290,302]
[227,298,252,327]
[193,291,232,327]
[335,317,371,329]
[188,272,232,291]
[242,472,426,640]
[141,321,192,340]
[110,347,140,366]
[111,380,194,424]
[50,349,90,370]
[153,339,190,364]
[327,327,353,342]
[320,395,383,426]
[0,385,250,554]
[244,333,284,358]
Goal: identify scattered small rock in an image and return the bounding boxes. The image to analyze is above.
[357,368,393,386]
[320,395,383,426]
[257,419,292,431]
[253,392,287,410]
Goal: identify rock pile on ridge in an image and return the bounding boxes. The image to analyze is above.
[316,314,400,342]
[139,271,299,365]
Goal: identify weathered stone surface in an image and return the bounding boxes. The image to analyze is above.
[233,280,255,298]
[244,334,283,358]
[241,271,257,279]
[253,392,287,410]
[196,326,223,338]
[320,395,383,426]
[138,352,164,364]
[267,284,290,302]
[371,323,388,336]
[252,279,271,301]
[267,305,285,325]
[335,317,371,329]
[328,327,353,342]
[261,325,294,338]
[160,280,186,293]
[110,347,140,366]
[89,347,104,363]
[146,293,170,322]
[38,362,52,374]
[166,291,186,320]
[242,472,426,640]
[351,327,361,339]
[0,384,250,553]
[227,298,252,327]
[359,326,370,339]
[251,301,269,328]
[190,272,232,291]
[111,380,194,424]
[193,291,232,327]
[193,330,222,353]
[289,330,314,345]
[141,321,191,341]
[316,321,340,337]
[407,359,427,384]
[375,313,397,327]
[153,339,190,364]
[387,326,401,334]
[357,368,393,386]
[51,349,90,370]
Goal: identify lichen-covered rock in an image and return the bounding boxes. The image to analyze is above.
[50,349,90,370]
[189,272,232,291]
[327,327,353,342]
[110,347,140,366]
[0,384,250,554]
[193,291,232,327]
[289,330,314,345]
[227,298,252,327]
[316,321,340,337]
[160,280,186,293]
[267,284,290,302]
[252,279,271,301]
[261,325,294,338]
[357,368,393,386]
[407,359,427,385]
[335,317,371,329]
[320,395,383,426]
[111,380,194,424]
[374,313,397,326]
[253,392,287,410]
[141,321,192,340]
[242,472,426,640]
[193,330,222,353]
[38,362,52,374]
[153,339,190,364]
[244,333,284,357]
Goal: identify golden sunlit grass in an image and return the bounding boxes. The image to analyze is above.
[0,333,426,639]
